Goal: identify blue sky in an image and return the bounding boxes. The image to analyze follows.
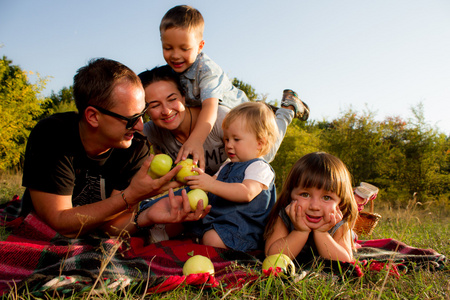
[1,0,450,134]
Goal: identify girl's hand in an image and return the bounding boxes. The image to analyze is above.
[185,168,215,191]
[315,207,343,233]
[286,200,311,233]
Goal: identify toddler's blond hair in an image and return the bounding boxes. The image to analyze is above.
[222,102,278,157]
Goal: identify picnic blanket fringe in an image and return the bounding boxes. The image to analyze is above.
[0,198,446,296]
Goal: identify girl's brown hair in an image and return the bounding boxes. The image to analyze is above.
[264,152,358,239]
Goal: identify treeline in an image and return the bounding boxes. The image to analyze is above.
[1,56,449,208]
[272,109,450,209]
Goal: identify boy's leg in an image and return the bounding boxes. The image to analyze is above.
[263,108,293,162]
[263,89,310,163]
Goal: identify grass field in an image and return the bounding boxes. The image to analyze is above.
[1,171,449,299]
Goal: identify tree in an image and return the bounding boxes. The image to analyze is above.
[40,86,76,119]
[232,78,258,101]
[319,107,391,186]
[270,122,321,191]
[396,104,449,200]
[0,56,49,170]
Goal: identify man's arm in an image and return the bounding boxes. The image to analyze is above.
[31,156,183,237]
[31,189,131,238]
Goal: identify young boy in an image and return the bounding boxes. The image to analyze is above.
[159,5,310,170]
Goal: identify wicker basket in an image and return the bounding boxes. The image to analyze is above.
[353,200,382,236]
[354,211,382,236]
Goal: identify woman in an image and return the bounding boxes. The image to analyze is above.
[139,65,230,175]
[139,65,283,176]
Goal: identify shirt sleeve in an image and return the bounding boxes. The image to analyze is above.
[197,56,227,101]
[243,161,274,189]
[22,116,76,195]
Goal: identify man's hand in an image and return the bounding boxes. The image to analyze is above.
[126,155,182,204]
[139,189,211,226]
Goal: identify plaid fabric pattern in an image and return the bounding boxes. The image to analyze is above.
[0,198,446,296]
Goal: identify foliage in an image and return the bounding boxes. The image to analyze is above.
[232,77,258,101]
[318,104,450,206]
[271,120,321,191]
[318,107,390,186]
[40,86,77,119]
[0,56,50,171]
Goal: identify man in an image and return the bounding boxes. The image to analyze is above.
[21,58,208,238]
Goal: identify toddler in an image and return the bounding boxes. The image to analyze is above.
[264,152,358,263]
[159,5,309,170]
[186,102,278,252]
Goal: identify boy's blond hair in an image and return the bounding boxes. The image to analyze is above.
[160,5,204,40]
[222,102,278,157]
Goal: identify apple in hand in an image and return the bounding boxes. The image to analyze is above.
[187,189,208,211]
[148,154,173,179]
[262,253,295,275]
[183,255,215,275]
[175,158,198,183]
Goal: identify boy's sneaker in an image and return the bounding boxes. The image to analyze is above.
[281,89,310,121]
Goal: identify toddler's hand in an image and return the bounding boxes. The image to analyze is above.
[286,200,311,233]
[185,168,215,192]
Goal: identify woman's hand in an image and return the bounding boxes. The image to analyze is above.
[286,200,311,233]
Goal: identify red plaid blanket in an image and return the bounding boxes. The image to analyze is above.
[0,210,261,296]
[0,198,446,296]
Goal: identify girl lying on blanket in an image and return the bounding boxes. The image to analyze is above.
[264,152,358,265]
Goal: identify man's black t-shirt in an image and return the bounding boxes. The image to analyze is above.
[21,112,150,215]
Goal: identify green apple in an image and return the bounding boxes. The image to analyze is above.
[187,189,208,211]
[182,255,215,275]
[148,154,173,179]
[175,158,198,183]
[262,253,295,275]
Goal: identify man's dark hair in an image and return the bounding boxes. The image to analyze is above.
[73,58,142,113]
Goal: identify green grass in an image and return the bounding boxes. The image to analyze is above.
[0,171,24,204]
[1,172,449,299]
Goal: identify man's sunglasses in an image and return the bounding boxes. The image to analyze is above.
[90,102,150,129]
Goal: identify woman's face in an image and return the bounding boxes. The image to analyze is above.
[144,80,186,131]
